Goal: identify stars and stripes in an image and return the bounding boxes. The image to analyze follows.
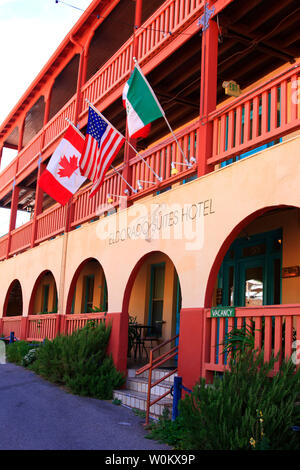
[80,106,125,197]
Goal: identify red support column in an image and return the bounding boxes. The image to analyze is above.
[177,308,206,390]
[121,0,143,200]
[6,184,20,258]
[20,316,28,341]
[31,160,46,248]
[198,16,219,177]
[74,49,85,126]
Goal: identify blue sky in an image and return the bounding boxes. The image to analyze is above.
[0,0,92,235]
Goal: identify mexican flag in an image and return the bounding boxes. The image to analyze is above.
[123,64,164,139]
[38,125,86,206]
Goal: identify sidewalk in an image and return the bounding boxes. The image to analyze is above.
[0,363,170,450]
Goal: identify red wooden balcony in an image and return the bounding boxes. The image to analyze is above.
[203,305,300,376]
[209,63,300,166]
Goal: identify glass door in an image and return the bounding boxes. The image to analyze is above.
[238,259,265,307]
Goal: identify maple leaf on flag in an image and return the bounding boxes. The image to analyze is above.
[57,155,79,178]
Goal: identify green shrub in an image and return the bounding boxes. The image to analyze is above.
[6,341,40,365]
[178,351,300,450]
[146,408,186,449]
[31,322,125,399]
[146,351,300,450]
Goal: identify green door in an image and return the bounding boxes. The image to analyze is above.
[218,229,282,307]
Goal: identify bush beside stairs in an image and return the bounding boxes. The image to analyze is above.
[113,367,177,418]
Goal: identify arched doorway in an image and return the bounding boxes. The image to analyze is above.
[202,205,300,381]
[66,258,107,314]
[205,205,298,308]
[3,280,23,317]
[29,270,58,315]
[122,251,182,365]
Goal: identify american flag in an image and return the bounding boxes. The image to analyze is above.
[80,106,125,197]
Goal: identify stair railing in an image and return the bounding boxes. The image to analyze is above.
[136,334,179,425]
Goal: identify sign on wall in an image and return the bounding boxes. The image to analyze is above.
[210,307,236,318]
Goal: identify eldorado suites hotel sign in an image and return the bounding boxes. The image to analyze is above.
[108,198,215,245]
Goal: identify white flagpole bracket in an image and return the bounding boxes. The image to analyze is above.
[137,179,158,191]
[171,157,196,174]
[111,164,137,194]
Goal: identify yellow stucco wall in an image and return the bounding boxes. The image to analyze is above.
[33,272,57,314]
[1,135,300,326]
[71,259,106,314]
[128,252,178,341]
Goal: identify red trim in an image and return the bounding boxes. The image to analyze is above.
[38,169,73,206]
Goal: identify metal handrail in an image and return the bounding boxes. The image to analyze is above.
[136,334,179,425]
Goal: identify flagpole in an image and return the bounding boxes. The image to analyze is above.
[110,164,137,193]
[65,117,85,139]
[85,99,162,182]
[132,57,190,167]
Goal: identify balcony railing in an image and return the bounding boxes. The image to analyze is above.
[203,305,300,376]
[208,62,300,166]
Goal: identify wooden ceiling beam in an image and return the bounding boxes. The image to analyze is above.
[223,28,296,63]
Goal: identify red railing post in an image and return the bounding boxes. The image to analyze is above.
[20,316,28,341]
[0,318,3,337]
[198,14,219,177]
[55,314,61,338]
[6,184,20,258]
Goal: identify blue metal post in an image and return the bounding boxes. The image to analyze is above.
[172,376,182,421]
[9,331,15,343]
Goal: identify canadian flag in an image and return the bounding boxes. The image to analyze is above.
[38,125,86,206]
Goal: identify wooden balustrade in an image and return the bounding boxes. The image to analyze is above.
[135,0,204,64]
[203,305,300,376]
[0,235,8,261]
[35,204,67,244]
[9,220,33,255]
[63,313,106,336]
[81,38,134,114]
[0,159,17,195]
[43,96,76,151]
[130,119,198,193]
[71,168,122,227]
[2,316,22,339]
[208,63,300,166]
[27,314,60,342]
[17,131,44,174]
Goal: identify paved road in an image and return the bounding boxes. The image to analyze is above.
[0,363,170,450]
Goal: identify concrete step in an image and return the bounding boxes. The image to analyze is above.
[126,376,172,397]
[113,367,176,418]
[113,388,173,419]
[127,367,177,384]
